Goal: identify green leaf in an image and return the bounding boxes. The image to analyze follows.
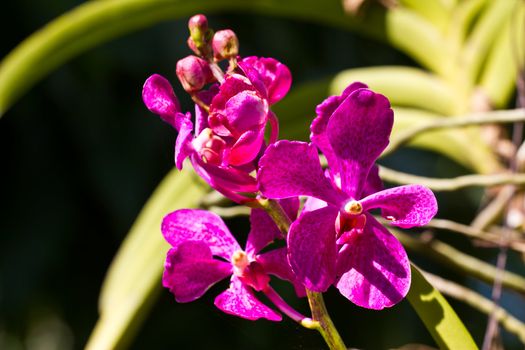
[407,265,479,350]
[391,107,500,174]
[0,0,458,117]
[85,168,207,350]
[276,74,501,173]
[0,0,348,117]
[462,0,516,86]
[330,66,464,115]
[479,2,525,108]
[397,0,451,32]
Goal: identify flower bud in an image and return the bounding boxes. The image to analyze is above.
[212,29,239,61]
[188,14,208,40]
[187,14,213,57]
[192,128,226,165]
[176,55,213,92]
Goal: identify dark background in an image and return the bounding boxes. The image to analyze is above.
[1,1,524,349]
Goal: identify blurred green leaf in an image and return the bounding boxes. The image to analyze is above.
[392,107,500,174]
[0,0,348,117]
[330,66,463,115]
[479,3,525,108]
[0,0,460,117]
[462,0,516,87]
[277,74,500,173]
[407,265,478,350]
[86,168,207,350]
[397,0,451,32]
[330,67,500,173]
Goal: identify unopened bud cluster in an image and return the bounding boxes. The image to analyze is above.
[143,14,292,203]
[177,14,240,92]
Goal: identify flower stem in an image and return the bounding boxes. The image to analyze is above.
[190,92,210,113]
[306,289,347,350]
[258,198,347,350]
[263,285,313,326]
[255,198,292,234]
[209,61,225,83]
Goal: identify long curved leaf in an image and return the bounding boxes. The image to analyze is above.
[391,107,500,174]
[479,3,525,108]
[0,0,456,117]
[408,265,478,350]
[330,66,463,116]
[86,168,207,350]
[0,0,341,116]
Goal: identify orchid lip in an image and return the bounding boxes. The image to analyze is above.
[343,199,363,215]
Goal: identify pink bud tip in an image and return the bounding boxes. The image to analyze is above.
[188,14,208,34]
[212,29,239,61]
[176,55,214,92]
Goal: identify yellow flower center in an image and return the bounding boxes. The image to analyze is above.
[231,250,249,275]
[344,200,363,215]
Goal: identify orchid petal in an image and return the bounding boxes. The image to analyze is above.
[191,156,258,193]
[210,74,254,112]
[336,216,410,309]
[195,104,209,136]
[311,82,368,176]
[327,88,393,198]
[195,84,219,134]
[288,206,338,292]
[174,114,194,170]
[362,165,384,197]
[239,56,292,104]
[245,197,299,255]
[224,90,268,136]
[142,74,181,128]
[214,277,282,321]
[227,128,265,166]
[258,140,345,205]
[163,242,232,302]
[302,196,328,213]
[190,157,252,203]
[361,185,437,228]
[161,209,241,260]
[257,248,306,297]
[267,111,279,144]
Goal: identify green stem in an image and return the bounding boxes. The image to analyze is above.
[256,198,292,233]
[471,186,516,230]
[306,290,347,350]
[424,219,525,254]
[256,198,347,350]
[378,165,525,191]
[209,62,225,83]
[386,108,525,155]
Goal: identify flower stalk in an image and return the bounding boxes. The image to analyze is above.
[258,198,348,350]
[306,290,348,350]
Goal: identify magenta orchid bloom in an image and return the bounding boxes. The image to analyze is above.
[238,56,292,105]
[257,83,438,310]
[161,198,303,321]
[142,56,291,203]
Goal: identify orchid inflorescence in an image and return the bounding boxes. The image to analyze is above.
[142,14,437,346]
